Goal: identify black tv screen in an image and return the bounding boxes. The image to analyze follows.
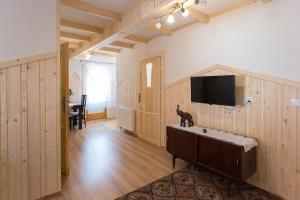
[191,75,236,106]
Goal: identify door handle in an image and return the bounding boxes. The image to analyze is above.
[138,93,141,103]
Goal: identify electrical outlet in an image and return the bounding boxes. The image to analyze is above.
[290,99,300,107]
[246,96,253,103]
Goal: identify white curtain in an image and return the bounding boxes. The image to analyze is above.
[83,61,116,113]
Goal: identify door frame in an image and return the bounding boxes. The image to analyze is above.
[137,52,166,147]
[60,43,69,176]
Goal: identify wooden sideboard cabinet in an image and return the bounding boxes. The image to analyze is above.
[166,126,257,182]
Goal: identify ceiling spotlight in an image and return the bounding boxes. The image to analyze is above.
[85,51,93,60]
[195,0,207,8]
[85,53,91,60]
[181,7,189,17]
[155,21,162,29]
[167,14,175,24]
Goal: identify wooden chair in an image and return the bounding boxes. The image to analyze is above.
[81,95,87,127]
[70,105,84,130]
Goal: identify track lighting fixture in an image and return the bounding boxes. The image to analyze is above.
[155,21,162,29]
[181,3,189,17]
[195,0,207,8]
[85,53,91,60]
[167,14,175,24]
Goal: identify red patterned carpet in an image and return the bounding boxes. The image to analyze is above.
[116,164,276,200]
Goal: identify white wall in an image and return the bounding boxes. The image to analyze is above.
[117,0,300,85]
[0,0,57,62]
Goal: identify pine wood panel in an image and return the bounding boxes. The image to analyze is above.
[139,57,161,146]
[0,56,60,200]
[165,65,300,200]
[0,69,8,200]
[7,66,22,200]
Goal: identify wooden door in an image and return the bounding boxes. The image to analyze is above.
[60,43,69,176]
[138,56,162,146]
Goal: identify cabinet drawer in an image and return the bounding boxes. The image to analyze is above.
[198,136,241,178]
[167,127,198,162]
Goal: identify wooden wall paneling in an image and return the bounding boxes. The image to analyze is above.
[164,65,300,199]
[296,88,300,200]
[0,54,59,200]
[165,88,172,125]
[27,61,41,200]
[0,70,2,200]
[259,80,277,191]
[275,84,283,196]
[39,60,47,197]
[0,69,8,200]
[281,85,297,200]
[171,85,179,123]
[7,66,22,200]
[21,64,28,200]
[245,76,260,186]
[45,58,58,195]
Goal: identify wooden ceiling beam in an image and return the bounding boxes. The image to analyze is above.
[61,19,103,34]
[209,0,257,18]
[110,41,134,49]
[60,32,92,42]
[147,24,173,36]
[99,47,121,53]
[68,42,83,49]
[124,35,149,44]
[69,0,261,58]
[61,0,121,21]
[189,7,210,23]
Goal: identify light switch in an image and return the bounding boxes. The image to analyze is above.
[290,99,300,106]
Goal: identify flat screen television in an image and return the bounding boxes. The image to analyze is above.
[191,75,237,106]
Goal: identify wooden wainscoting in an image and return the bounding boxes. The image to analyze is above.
[0,52,61,200]
[165,65,300,200]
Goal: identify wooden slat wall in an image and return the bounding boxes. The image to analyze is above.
[0,55,60,200]
[165,65,300,200]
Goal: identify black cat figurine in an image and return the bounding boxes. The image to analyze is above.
[176,105,194,127]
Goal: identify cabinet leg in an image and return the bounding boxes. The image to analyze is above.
[226,179,232,196]
[172,155,176,169]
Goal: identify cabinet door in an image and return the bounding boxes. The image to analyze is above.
[198,136,241,178]
[167,127,198,162]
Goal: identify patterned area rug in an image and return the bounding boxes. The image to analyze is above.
[116,164,276,200]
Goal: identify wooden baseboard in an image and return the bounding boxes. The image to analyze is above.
[87,109,107,121]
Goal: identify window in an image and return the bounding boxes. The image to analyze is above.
[146,63,153,88]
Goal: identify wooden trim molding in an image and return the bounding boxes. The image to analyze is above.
[0,52,56,70]
[60,0,121,21]
[61,19,103,34]
[86,109,107,121]
[110,41,134,49]
[60,32,92,42]
[166,64,300,89]
[124,35,149,44]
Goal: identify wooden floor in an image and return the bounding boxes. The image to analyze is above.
[49,120,186,200]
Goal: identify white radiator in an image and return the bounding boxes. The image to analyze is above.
[117,106,135,132]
